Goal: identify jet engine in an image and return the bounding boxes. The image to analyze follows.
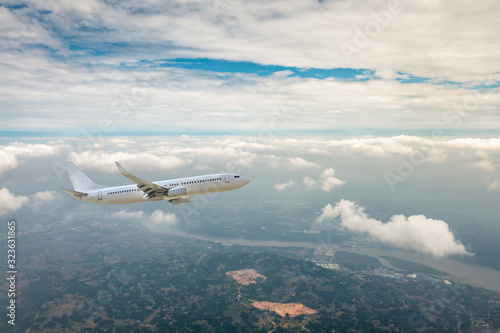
[170,196,190,205]
[167,186,187,197]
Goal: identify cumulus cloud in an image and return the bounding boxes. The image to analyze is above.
[316,200,471,257]
[303,177,318,190]
[0,150,19,175]
[320,168,345,192]
[0,188,61,215]
[274,180,296,191]
[149,210,178,226]
[31,191,59,209]
[287,157,319,169]
[0,188,29,217]
[304,168,345,192]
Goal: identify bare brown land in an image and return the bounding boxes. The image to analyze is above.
[252,301,317,318]
[226,269,266,285]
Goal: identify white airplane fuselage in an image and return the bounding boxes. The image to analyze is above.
[76,173,249,204]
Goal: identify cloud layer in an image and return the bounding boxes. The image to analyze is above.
[316,199,471,257]
[1,1,499,134]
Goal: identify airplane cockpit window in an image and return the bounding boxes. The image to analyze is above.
[234,175,240,178]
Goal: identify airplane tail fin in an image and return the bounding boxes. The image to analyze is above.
[65,161,107,192]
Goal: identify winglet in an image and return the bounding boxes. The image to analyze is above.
[114,161,166,197]
[115,161,128,176]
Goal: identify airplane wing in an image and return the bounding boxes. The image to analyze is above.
[115,162,168,198]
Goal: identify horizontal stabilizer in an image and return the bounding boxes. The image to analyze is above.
[61,188,87,197]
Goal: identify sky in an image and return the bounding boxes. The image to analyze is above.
[0,1,500,266]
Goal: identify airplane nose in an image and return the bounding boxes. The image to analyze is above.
[242,178,250,185]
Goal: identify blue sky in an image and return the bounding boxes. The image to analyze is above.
[0,0,499,137]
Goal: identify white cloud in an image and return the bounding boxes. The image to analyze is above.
[31,190,59,209]
[0,188,29,217]
[303,176,318,190]
[1,2,500,134]
[109,210,145,220]
[447,137,500,151]
[0,188,61,215]
[472,159,495,171]
[149,210,178,226]
[0,150,19,175]
[287,157,319,169]
[274,180,296,191]
[316,203,336,224]
[194,164,211,170]
[40,0,500,81]
[304,168,345,192]
[316,200,471,257]
[0,142,64,175]
[108,209,178,230]
[488,181,500,190]
[320,168,345,192]
[69,150,190,173]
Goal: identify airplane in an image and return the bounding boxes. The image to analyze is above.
[61,161,249,205]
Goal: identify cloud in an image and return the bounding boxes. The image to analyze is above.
[303,177,318,190]
[472,159,495,171]
[0,188,61,215]
[108,209,178,230]
[69,151,190,173]
[0,150,19,175]
[0,142,64,175]
[304,168,345,192]
[320,168,345,192]
[1,2,500,135]
[287,157,319,169]
[488,181,500,190]
[315,203,336,224]
[31,190,59,209]
[0,188,29,217]
[109,210,146,220]
[316,200,471,257]
[149,210,178,226]
[275,180,296,191]
[22,0,500,81]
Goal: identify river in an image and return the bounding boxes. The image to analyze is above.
[163,228,500,292]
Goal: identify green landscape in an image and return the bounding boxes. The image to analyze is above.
[2,219,500,332]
